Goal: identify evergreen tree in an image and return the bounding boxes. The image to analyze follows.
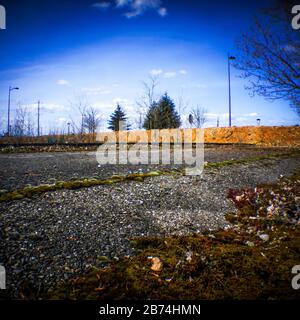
[143,93,181,129]
[108,104,131,131]
[143,102,159,130]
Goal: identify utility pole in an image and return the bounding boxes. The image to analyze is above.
[7,86,19,135]
[37,100,40,136]
[228,55,236,127]
[7,89,10,135]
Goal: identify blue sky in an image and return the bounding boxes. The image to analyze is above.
[0,0,299,134]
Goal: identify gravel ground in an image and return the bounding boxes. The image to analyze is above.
[0,155,299,299]
[0,145,294,192]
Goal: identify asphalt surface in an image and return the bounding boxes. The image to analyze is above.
[0,145,294,191]
[0,146,299,298]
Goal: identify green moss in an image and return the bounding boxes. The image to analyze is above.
[1,151,299,204]
[55,181,65,188]
[103,179,119,184]
[204,151,300,169]
[0,170,178,203]
[63,181,83,189]
[110,175,124,180]
[32,184,56,192]
[144,171,161,177]
[9,192,24,201]
[81,180,94,187]
[97,256,109,262]
[131,176,145,182]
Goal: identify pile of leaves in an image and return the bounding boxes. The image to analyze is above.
[46,171,300,300]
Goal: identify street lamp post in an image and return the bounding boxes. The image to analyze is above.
[228,55,236,127]
[7,86,19,135]
[37,100,40,136]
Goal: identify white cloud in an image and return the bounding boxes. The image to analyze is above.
[195,84,208,89]
[222,113,230,118]
[158,7,167,17]
[150,68,163,76]
[24,103,68,113]
[93,101,113,111]
[92,2,111,10]
[116,0,130,7]
[150,69,183,78]
[94,0,167,18]
[57,79,69,86]
[246,112,258,117]
[42,103,69,112]
[131,0,161,11]
[112,97,135,113]
[205,113,220,119]
[112,97,129,105]
[163,71,177,78]
[124,10,141,18]
[81,87,112,95]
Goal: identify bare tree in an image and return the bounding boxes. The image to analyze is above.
[82,107,101,135]
[190,106,208,128]
[176,90,189,118]
[234,0,300,115]
[11,103,35,137]
[68,96,90,134]
[135,111,144,130]
[176,90,190,128]
[133,106,146,130]
[138,75,160,108]
[12,105,26,137]
[135,75,160,128]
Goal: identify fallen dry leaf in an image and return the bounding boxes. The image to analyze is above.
[94,287,105,292]
[150,257,162,272]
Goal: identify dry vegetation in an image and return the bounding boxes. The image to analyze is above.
[1,126,300,148]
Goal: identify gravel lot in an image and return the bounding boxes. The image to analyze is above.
[0,152,299,299]
[0,145,294,192]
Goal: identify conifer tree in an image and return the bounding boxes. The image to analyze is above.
[108,104,131,131]
[143,93,181,129]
